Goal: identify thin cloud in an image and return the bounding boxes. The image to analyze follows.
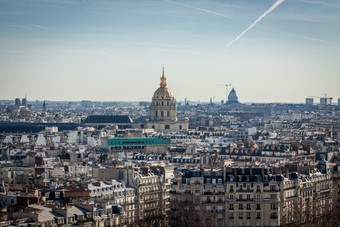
[96,49,116,60]
[225,0,285,48]
[164,0,235,20]
[260,26,326,43]
[300,0,340,8]
[288,33,325,42]
[30,24,51,30]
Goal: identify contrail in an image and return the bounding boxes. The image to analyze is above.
[165,0,235,20]
[225,0,284,48]
[30,24,51,30]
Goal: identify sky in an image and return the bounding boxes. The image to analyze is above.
[0,0,339,103]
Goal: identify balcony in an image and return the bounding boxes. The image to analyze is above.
[264,189,280,192]
[236,198,254,201]
[236,189,253,193]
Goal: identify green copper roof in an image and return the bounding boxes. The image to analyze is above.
[108,137,170,146]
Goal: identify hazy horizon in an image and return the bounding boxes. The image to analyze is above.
[1,0,339,103]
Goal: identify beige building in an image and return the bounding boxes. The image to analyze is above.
[91,165,173,226]
[170,165,334,227]
[138,68,188,132]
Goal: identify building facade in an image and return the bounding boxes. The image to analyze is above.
[170,165,333,227]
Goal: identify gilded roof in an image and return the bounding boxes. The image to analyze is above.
[152,67,174,100]
[153,87,174,100]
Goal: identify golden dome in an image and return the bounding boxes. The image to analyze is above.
[153,87,174,100]
[152,67,174,100]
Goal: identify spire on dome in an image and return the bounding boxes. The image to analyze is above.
[160,66,167,88]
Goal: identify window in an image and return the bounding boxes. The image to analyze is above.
[161,111,164,117]
[246,204,251,210]
[167,101,169,106]
[256,204,261,210]
[152,125,155,129]
[239,213,243,219]
[230,186,234,192]
[247,194,250,200]
[179,125,182,130]
[270,213,278,219]
[165,125,170,129]
[229,204,234,210]
[271,185,276,191]
[155,111,158,117]
[257,186,261,192]
[256,213,261,219]
[271,204,278,210]
[162,101,164,106]
[229,213,234,219]
[239,204,243,210]
[167,111,170,117]
[247,212,251,219]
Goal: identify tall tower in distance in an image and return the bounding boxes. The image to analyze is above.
[15,98,21,107]
[22,95,27,107]
[43,101,47,112]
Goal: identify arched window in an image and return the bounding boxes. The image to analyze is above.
[162,101,164,106]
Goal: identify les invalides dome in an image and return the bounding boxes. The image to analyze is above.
[150,67,177,122]
[139,67,188,132]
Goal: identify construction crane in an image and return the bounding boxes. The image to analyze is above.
[308,94,333,116]
[215,84,232,102]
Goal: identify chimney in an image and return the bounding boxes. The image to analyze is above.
[303,142,311,154]
[292,142,299,152]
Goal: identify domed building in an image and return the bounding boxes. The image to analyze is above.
[150,69,177,122]
[144,68,188,132]
[226,88,239,104]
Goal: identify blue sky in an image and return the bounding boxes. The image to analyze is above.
[0,0,339,103]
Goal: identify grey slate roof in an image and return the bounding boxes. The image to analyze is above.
[83,115,133,124]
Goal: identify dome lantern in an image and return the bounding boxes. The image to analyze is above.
[160,66,167,88]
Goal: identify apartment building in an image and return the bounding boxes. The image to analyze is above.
[170,163,333,227]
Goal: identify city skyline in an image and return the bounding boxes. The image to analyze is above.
[1,0,339,103]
